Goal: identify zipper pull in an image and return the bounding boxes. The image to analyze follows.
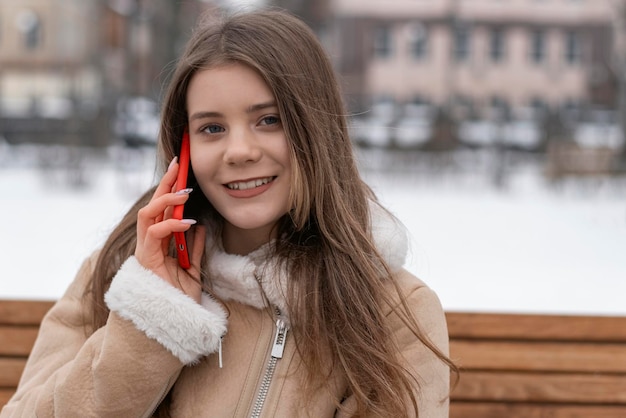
[218,336,223,368]
[271,319,288,359]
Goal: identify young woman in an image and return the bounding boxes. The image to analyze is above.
[1,9,455,418]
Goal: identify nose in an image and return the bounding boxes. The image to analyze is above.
[223,127,262,165]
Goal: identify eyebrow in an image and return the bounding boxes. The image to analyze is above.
[189,101,278,122]
[247,101,278,113]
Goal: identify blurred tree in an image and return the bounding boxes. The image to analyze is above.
[269,0,330,32]
[103,0,216,100]
[612,0,626,166]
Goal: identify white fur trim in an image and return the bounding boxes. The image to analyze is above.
[370,203,408,272]
[207,240,290,323]
[205,201,408,325]
[209,250,266,310]
[105,256,228,365]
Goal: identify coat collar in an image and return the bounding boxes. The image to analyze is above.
[205,204,408,321]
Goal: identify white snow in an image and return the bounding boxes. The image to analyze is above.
[1,145,624,316]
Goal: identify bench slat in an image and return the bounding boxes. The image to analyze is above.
[447,312,626,342]
[450,402,626,418]
[0,358,26,387]
[0,326,40,357]
[450,340,626,373]
[0,300,54,326]
[3,303,626,415]
[0,389,15,409]
[453,371,626,404]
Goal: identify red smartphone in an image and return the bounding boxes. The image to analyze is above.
[172,129,191,269]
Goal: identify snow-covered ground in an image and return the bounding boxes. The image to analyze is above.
[1,144,624,315]
[359,150,625,315]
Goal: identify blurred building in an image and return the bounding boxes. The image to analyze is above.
[0,0,217,147]
[326,0,619,122]
[2,0,623,154]
[0,1,101,107]
[0,0,104,145]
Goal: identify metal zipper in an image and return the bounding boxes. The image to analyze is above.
[218,336,224,368]
[249,311,288,418]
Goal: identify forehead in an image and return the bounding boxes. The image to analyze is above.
[186,63,274,107]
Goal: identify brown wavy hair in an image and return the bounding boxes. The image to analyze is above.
[89,9,456,417]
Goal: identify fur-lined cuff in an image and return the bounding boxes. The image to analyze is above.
[104,256,228,365]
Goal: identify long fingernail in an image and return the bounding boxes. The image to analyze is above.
[180,219,197,225]
[168,156,178,171]
[176,188,193,195]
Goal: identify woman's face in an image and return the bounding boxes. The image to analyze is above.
[186,63,292,255]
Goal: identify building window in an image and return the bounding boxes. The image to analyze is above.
[490,28,506,63]
[530,97,548,118]
[560,99,581,122]
[16,10,42,50]
[564,30,581,65]
[490,96,510,120]
[452,95,474,119]
[373,25,392,58]
[529,29,546,64]
[409,23,428,60]
[453,24,471,62]
[410,96,430,106]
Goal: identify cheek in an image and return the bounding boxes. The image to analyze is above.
[189,143,202,172]
[279,141,293,172]
[189,145,215,176]
[189,154,214,192]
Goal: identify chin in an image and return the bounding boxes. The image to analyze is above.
[226,214,282,232]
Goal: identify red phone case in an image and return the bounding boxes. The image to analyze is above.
[173,129,191,269]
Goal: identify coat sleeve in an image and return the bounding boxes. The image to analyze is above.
[336,271,450,418]
[1,254,228,418]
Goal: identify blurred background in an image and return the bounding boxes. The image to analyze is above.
[0,0,624,314]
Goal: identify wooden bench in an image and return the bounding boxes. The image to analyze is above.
[0,299,55,406]
[0,300,53,407]
[545,141,621,178]
[447,311,626,417]
[2,300,626,417]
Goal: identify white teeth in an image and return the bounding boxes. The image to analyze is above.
[227,177,273,190]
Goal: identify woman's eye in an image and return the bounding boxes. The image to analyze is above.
[260,115,280,126]
[203,124,224,134]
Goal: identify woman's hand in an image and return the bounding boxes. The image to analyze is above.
[135,158,206,303]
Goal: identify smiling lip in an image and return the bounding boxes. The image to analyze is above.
[224,176,276,198]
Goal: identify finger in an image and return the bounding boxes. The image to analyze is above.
[137,159,180,241]
[146,212,165,246]
[136,195,186,246]
[151,158,180,202]
[142,219,197,261]
[150,189,192,217]
[144,218,196,242]
[163,201,174,221]
[137,192,190,233]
